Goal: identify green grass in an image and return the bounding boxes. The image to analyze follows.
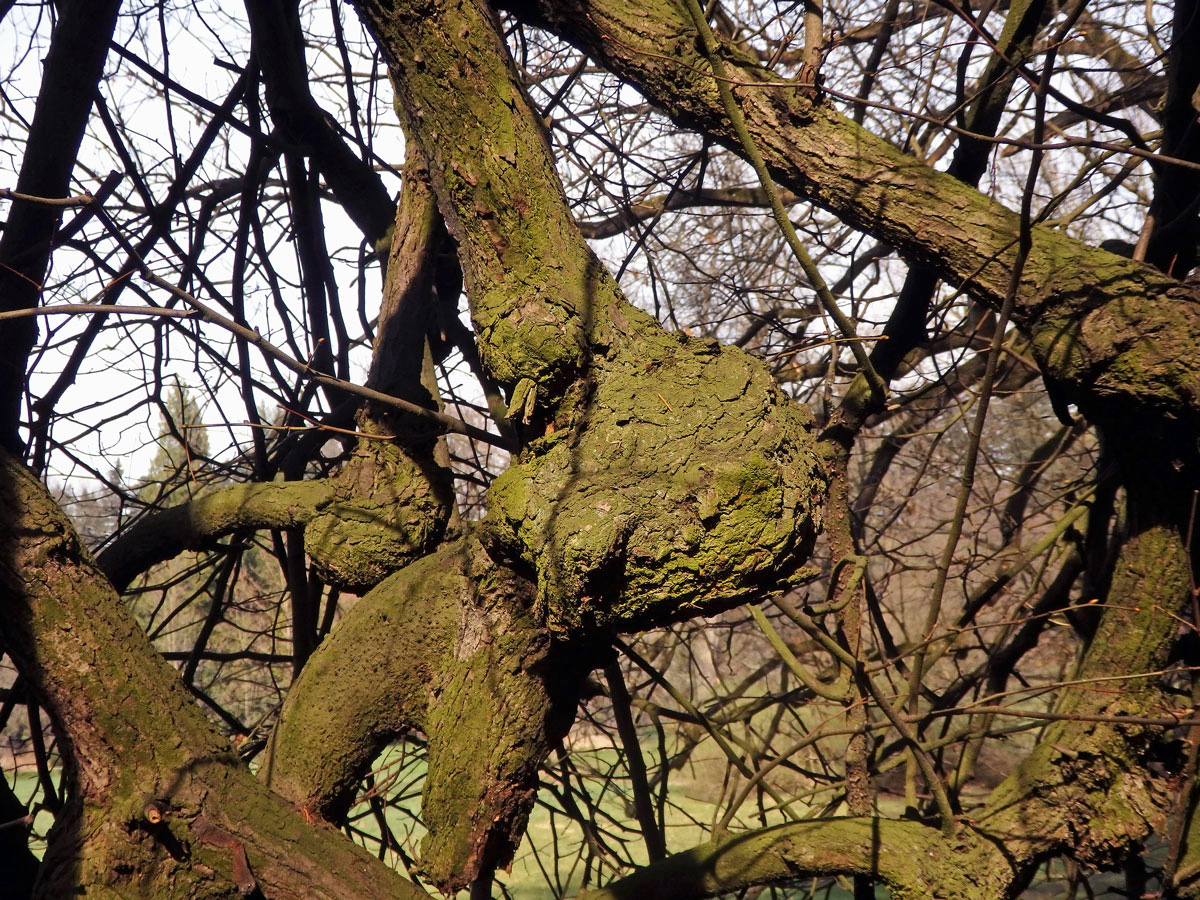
[8,769,55,859]
[345,742,857,899]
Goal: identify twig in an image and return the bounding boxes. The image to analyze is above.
[0,187,96,207]
[0,304,197,321]
[139,270,513,450]
[680,0,886,403]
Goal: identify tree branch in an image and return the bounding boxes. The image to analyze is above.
[505,0,1200,429]
[97,481,335,591]
[351,0,825,633]
[244,0,397,244]
[576,817,1009,900]
[0,0,122,453]
[0,450,430,899]
[263,534,592,893]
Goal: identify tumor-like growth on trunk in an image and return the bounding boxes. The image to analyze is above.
[487,292,824,633]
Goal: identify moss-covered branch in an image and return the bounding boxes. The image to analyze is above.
[98,442,449,593]
[0,450,430,899]
[97,480,335,591]
[268,4,1194,896]
[350,0,826,634]
[506,0,1200,429]
[264,534,593,893]
[576,817,1014,900]
[101,161,460,594]
[971,519,1185,869]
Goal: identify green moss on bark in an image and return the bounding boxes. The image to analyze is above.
[264,541,470,815]
[353,0,827,636]
[304,436,452,588]
[361,0,590,397]
[266,532,585,894]
[0,452,428,900]
[514,0,1200,430]
[488,294,824,633]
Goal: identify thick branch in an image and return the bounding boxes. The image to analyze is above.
[582,517,1186,900]
[0,451,428,899]
[506,0,1200,428]
[264,534,590,893]
[351,0,825,633]
[99,435,452,594]
[245,0,396,244]
[973,518,1187,867]
[98,481,335,591]
[577,817,1012,900]
[1143,0,1200,276]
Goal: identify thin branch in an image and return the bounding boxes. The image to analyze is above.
[139,270,513,450]
[680,0,886,403]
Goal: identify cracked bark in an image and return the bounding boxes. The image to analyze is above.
[0,450,432,899]
[5,1,1200,896]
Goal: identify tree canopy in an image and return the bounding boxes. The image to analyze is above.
[1,1,1199,898]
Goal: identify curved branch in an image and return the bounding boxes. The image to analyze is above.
[0,450,429,899]
[264,533,594,894]
[577,817,1010,900]
[245,0,397,244]
[98,480,335,591]
[583,519,1188,900]
[99,435,452,594]
[506,0,1200,429]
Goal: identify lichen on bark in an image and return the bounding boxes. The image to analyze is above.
[354,0,826,637]
[0,450,430,900]
[264,532,591,894]
[303,432,452,588]
[488,295,824,633]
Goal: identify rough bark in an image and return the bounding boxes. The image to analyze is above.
[98,442,449,594]
[235,2,831,889]
[263,533,593,893]
[0,450,431,899]
[576,817,1014,900]
[351,0,826,634]
[8,3,1197,897]
[98,481,335,591]
[259,140,596,894]
[505,0,1200,431]
[264,4,1199,895]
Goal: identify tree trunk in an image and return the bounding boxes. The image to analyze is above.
[0,451,431,899]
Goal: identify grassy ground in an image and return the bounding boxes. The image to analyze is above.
[8,752,1141,898]
[345,743,865,899]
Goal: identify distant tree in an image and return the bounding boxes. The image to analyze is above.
[138,379,208,501]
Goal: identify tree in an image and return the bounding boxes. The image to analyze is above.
[1,0,1199,898]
